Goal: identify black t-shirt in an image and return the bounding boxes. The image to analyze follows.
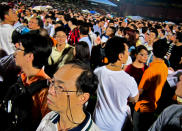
[169,45,182,71]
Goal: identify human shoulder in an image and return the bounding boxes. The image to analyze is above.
[164,104,182,114]
[94,66,105,74]
[42,111,58,121]
[125,64,133,73]
[88,121,101,131]
[36,111,58,131]
[149,104,182,131]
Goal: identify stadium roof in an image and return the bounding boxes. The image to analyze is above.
[87,0,117,7]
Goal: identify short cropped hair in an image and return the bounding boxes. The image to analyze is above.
[135,45,148,55]
[79,23,89,35]
[36,17,44,29]
[18,33,52,69]
[66,60,98,95]
[69,18,77,25]
[105,36,127,63]
[0,4,11,21]
[55,26,67,35]
[153,39,168,59]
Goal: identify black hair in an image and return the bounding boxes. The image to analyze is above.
[18,32,52,69]
[153,39,169,59]
[45,15,51,19]
[150,28,158,38]
[12,30,21,44]
[55,26,67,35]
[135,45,148,55]
[130,45,148,61]
[32,10,36,14]
[77,20,84,27]
[0,4,11,21]
[118,27,124,32]
[66,59,98,95]
[123,27,130,36]
[176,32,182,42]
[109,20,114,24]
[79,23,89,35]
[69,18,77,25]
[108,26,116,37]
[56,20,64,26]
[130,24,137,30]
[155,24,162,29]
[142,27,148,34]
[64,14,71,22]
[36,17,44,29]
[75,41,90,63]
[95,32,100,37]
[105,36,127,63]
[161,29,165,35]
[23,18,28,25]
[135,29,139,34]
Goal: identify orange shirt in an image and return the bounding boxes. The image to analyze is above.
[135,59,168,112]
[21,69,50,125]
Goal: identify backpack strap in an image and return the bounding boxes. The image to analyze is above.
[55,46,73,65]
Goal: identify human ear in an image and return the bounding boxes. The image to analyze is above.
[118,53,123,61]
[80,93,90,105]
[26,53,34,62]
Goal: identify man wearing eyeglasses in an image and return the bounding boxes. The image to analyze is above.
[37,60,100,131]
[0,32,52,131]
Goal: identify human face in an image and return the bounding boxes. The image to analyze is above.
[149,32,156,41]
[6,9,17,23]
[55,31,67,46]
[47,65,84,113]
[28,18,39,30]
[136,49,148,63]
[106,27,113,37]
[14,43,26,68]
[25,10,31,16]
[122,44,129,64]
[136,33,139,39]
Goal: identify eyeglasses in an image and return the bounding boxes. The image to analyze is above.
[138,53,148,57]
[55,35,66,38]
[49,80,78,94]
[15,47,25,52]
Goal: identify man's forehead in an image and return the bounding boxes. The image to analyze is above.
[54,64,84,81]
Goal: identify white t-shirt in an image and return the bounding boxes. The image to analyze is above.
[0,24,15,55]
[93,66,138,131]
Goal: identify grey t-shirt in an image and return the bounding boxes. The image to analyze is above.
[149,104,182,131]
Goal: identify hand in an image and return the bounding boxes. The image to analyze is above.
[168,67,174,72]
[175,75,182,98]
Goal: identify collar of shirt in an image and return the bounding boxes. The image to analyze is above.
[51,112,92,131]
[150,59,164,67]
[21,68,49,86]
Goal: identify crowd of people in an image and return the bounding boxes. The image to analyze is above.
[0,1,182,131]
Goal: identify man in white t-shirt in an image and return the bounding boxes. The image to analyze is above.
[93,37,139,131]
[0,4,17,55]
